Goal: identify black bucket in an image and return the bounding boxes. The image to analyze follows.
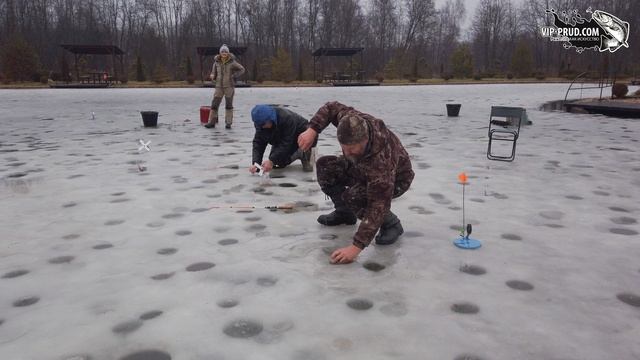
[141,111,158,127]
[446,104,461,117]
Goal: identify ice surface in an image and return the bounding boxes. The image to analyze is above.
[0,84,639,360]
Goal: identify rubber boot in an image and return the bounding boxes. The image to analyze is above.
[317,194,357,226]
[290,148,314,172]
[205,107,218,128]
[375,211,403,245]
[225,108,233,129]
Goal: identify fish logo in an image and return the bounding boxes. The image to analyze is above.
[543,8,630,53]
[591,10,629,52]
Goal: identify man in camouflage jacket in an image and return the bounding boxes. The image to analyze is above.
[298,102,414,264]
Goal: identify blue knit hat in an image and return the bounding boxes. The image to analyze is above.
[251,105,277,128]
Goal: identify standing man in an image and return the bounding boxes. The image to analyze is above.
[298,102,414,264]
[250,104,315,173]
[205,44,245,129]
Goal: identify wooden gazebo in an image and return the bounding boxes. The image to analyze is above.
[52,44,125,88]
[312,47,378,86]
[196,46,249,87]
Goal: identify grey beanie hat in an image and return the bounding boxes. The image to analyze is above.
[220,44,230,54]
[337,115,369,144]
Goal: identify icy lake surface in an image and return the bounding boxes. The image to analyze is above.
[1,84,639,360]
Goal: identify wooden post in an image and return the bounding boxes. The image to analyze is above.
[74,53,80,82]
[199,52,204,83]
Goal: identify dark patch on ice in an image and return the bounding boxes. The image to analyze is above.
[7,162,26,167]
[218,239,239,246]
[363,262,386,272]
[501,233,522,241]
[202,179,218,184]
[3,269,29,279]
[245,224,267,232]
[13,296,40,307]
[257,276,278,287]
[252,187,266,193]
[172,207,190,213]
[112,320,143,334]
[417,163,431,170]
[49,255,75,264]
[347,298,373,310]
[609,228,638,236]
[62,202,77,208]
[320,234,338,240]
[258,191,274,196]
[460,264,486,275]
[150,272,174,280]
[146,221,165,228]
[104,219,125,226]
[217,299,239,308]
[611,217,637,225]
[429,193,451,204]
[379,302,408,317]
[162,213,184,219]
[403,231,424,238]
[111,192,126,196]
[236,209,253,214]
[191,207,208,213]
[545,224,564,229]
[62,234,80,240]
[119,350,171,360]
[451,302,479,314]
[245,216,262,222]
[593,190,610,196]
[7,172,27,178]
[223,319,263,338]
[139,310,163,320]
[616,292,640,307]
[68,174,85,179]
[278,183,297,188]
[157,248,178,255]
[491,192,509,200]
[146,187,162,192]
[217,174,238,180]
[454,354,486,360]
[470,198,485,203]
[565,195,583,200]
[506,280,534,291]
[609,206,630,213]
[186,262,215,272]
[409,205,433,214]
[175,230,192,236]
[93,243,113,250]
[270,174,286,179]
[213,226,231,232]
[110,198,131,203]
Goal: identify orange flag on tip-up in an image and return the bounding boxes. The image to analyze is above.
[458,172,468,184]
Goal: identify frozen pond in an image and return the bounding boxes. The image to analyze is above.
[1,84,639,360]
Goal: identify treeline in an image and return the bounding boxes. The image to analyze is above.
[0,0,638,83]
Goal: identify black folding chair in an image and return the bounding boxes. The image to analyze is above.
[487,106,526,162]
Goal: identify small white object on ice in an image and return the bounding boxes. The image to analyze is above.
[138,139,151,152]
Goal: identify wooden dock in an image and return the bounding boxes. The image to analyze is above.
[564,99,640,118]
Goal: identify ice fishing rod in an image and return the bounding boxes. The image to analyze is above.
[207,203,294,210]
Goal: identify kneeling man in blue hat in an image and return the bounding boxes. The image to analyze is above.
[250,104,315,174]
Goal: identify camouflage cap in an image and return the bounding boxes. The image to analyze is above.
[337,115,369,144]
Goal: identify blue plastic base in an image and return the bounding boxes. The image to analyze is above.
[453,237,482,249]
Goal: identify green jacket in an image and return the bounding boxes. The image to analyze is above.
[211,54,245,88]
